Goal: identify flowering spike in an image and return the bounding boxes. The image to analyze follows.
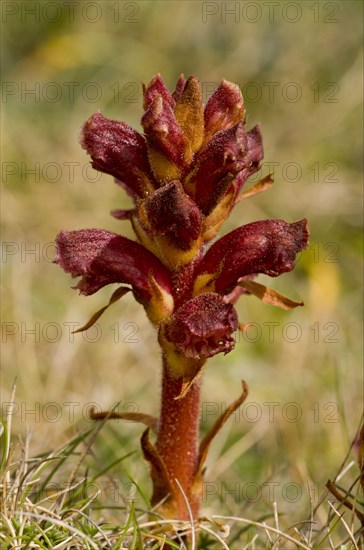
[55,73,309,523]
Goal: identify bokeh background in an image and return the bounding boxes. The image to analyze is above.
[2,0,363,533]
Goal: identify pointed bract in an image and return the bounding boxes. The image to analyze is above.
[174,76,204,162]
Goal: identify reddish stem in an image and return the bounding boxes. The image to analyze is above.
[154,354,202,519]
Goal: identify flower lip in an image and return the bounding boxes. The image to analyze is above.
[164,292,238,360]
[55,228,173,303]
[195,219,309,294]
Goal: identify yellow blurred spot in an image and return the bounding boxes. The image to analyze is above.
[308,260,340,313]
[25,33,110,76]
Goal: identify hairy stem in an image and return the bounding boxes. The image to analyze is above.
[153,354,202,519]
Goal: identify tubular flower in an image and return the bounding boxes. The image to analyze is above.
[55,74,309,522]
[194,219,309,295]
[55,229,174,324]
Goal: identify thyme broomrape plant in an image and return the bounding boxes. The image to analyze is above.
[55,74,308,521]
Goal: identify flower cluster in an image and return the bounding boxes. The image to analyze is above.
[56,74,308,385]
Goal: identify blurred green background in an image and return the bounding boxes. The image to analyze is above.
[1,0,363,529]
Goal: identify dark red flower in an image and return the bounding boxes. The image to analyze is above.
[81,112,155,199]
[184,123,263,215]
[143,73,176,110]
[194,219,309,295]
[164,293,238,360]
[55,229,174,322]
[142,95,187,170]
[137,180,203,268]
[204,79,246,142]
